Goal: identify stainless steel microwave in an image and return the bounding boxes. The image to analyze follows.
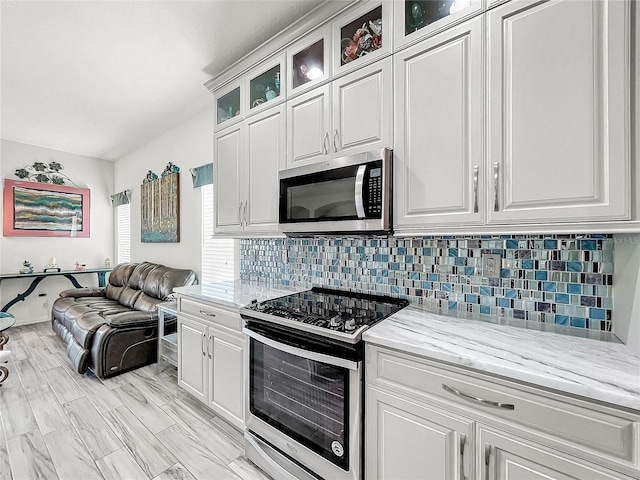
[279,148,392,236]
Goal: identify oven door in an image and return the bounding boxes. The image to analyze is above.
[243,325,362,480]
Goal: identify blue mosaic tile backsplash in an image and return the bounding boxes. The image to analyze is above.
[239,234,614,331]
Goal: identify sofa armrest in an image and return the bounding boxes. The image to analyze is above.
[59,288,106,298]
[105,311,158,327]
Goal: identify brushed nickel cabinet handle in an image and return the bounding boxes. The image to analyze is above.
[208,334,213,360]
[323,132,329,155]
[238,203,243,225]
[333,129,339,153]
[243,201,248,227]
[484,444,492,480]
[473,165,479,214]
[200,310,216,318]
[460,433,467,480]
[201,333,206,356]
[442,384,515,410]
[493,162,500,212]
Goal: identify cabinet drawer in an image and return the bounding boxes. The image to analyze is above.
[179,297,241,332]
[366,345,640,474]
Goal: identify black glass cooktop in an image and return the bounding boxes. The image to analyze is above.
[241,287,408,341]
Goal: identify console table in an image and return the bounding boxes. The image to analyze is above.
[0,268,111,313]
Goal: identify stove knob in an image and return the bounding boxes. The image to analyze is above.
[329,315,342,328]
[344,318,357,331]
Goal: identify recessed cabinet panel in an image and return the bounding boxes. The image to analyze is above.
[366,387,473,480]
[394,0,482,49]
[177,317,207,403]
[479,427,632,480]
[332,2,392,77]
[286,84,331,169]
[214,125,243,231]
[246,105,284,231]
[332,57,392,158]
[211,334,244,425]
[488,0,630,224]
[394,17,483,229]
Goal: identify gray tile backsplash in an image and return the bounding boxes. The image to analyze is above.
[240,234,614,331]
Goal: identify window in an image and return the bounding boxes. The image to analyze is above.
[116,204,131,264]
[201,184,237,283]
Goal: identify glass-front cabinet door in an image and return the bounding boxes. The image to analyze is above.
[215,80,243,131]
[393,0,482,48]
[332,1,393,76]
[287,25,331,97]
[246,54,286,116]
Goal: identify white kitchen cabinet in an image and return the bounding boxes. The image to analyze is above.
[177,296,244,429]
[487,0,631,225]
[244,104,285,234]
[214,79,244,132]
[214,104,284,236]
[331,1,393,78]
[393,0,483,50]
[286,83,331,169]
[287,57,392,169]
[479,426,636,480]
[394,16,483,229]
[365,344,640,480]
[366,386,472,480]
[177,315,208,403]
[214,123,243,233]
[287,24,331,98]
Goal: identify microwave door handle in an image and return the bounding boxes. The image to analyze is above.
[355,165,367,219]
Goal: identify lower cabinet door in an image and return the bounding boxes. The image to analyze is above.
[177,316,208,403]
[209,328,244,429]
[479,426,632,480]
[366,386,473,480]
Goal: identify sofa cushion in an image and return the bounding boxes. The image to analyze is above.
[70,312,107,349]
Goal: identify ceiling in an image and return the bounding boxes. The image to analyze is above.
[0,0,338,161]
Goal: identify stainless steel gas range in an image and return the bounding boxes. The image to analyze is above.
[240,287,408,480]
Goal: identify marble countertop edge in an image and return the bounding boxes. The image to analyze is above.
[364,307,640,412]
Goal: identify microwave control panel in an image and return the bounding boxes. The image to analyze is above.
[366,166,383,217]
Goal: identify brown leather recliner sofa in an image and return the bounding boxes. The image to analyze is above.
[52,262,196,378]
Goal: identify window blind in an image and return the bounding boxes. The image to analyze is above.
[116,204,131,264]
[201,184,236,284]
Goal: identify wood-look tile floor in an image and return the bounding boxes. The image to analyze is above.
[0,322,271,480]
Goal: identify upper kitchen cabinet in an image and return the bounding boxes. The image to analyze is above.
[214,123,244,233]
[394,17,483,230]
[215,80,243,131]
[394,0,482,50]
[331,1,393,77]
[487,0,631,226]
[245,54,286,116]
[213,104,284,236]
[287,57,392,169]
[287,25,331,98]
[244,104,285,234]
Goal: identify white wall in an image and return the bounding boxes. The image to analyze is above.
[0,140,114,324]
[113,107,213,281]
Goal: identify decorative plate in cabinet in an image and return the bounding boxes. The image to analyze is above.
[245,54,286,116]
[287,24,331,97]
[215,81,244,131]
[332,1,393,77]
[393,0,483,49]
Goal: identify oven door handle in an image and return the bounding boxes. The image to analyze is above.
[243,327,360,371]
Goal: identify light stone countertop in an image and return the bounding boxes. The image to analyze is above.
[363,306,640,411]
[173,280,306,311]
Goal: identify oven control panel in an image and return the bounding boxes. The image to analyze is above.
[365,165,383,218]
